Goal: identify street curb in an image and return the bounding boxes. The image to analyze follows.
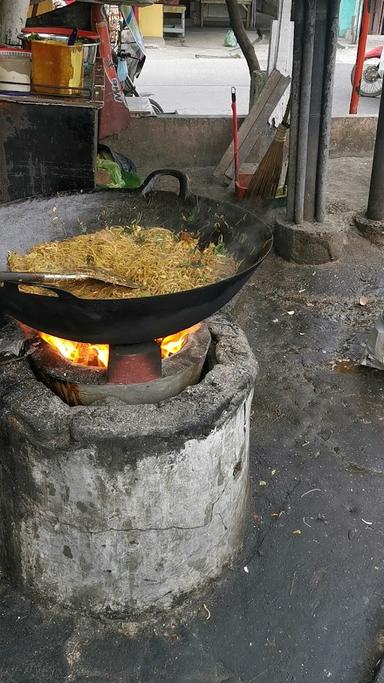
[355,212,384,247]
[274,215,347,264]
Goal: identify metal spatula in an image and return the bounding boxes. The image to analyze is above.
[0,268,139,290]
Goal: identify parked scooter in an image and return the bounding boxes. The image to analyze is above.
[350,45,383,97]
[113,5,164,113]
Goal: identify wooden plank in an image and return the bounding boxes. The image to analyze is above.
[249,70,267,108]
[214,69,281,178]
[267,20,279,75]
[241,124,276,172]
[225,70,290,178]
[267,0,293,127]
[214,69,289,179]
[268,0,293,76]
[225,71,289,179]
[0,93,103,109]
[218,70,290,180]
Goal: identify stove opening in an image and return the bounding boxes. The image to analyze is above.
[18,321,211,406]
[36,324,201,369]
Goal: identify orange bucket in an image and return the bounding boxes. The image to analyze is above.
[31,40,83,97]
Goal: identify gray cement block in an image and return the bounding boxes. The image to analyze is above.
[274,215,347,264]
[355,212,384,247]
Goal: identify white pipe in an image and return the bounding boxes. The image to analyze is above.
[0,0,31,46]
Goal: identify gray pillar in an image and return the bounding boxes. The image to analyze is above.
[316,0,340,222]
[295,0,316,224]
[286,0,340,225]
[304,0,327,221]
[286,0,303,222]
[0,0,31,46]
[367,84,384,221]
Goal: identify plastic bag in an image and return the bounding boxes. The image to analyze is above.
[224,30,237,47]
[117,57,129,83]
[96,158,141,190]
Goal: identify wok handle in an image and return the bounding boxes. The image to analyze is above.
[139,169,190,199]
[0,272,73,283]
[0,280,80,301]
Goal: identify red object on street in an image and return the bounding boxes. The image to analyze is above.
[365,45,383,60]
[350,0,371,114]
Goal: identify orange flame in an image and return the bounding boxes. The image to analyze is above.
[158,324,200,358]
[38,324,200,368]
[39,332,109,368]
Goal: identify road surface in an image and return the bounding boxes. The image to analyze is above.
[137,29,382,117]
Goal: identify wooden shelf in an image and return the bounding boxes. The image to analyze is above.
[0,60,104,109]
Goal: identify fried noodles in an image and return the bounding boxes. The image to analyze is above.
[8,226,237,299]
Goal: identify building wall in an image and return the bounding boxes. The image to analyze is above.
[339,0,358,37]
[138,4,163,38]
[369,0,384,33]
[261,0,278,19]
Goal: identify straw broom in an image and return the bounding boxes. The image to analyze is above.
[247,97,291,202]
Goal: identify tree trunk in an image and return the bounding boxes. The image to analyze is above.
[225,0,260,75]
[0,0,30,45]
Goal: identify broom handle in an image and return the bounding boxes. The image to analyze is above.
[231,87,239,184]
[282,95,291,128]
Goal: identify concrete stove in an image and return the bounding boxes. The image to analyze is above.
[0,315,257,618]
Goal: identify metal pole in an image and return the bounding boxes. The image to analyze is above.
[315,0,340,223]
[349,0,370,115]
[294,0,316,225]
[286,0,303,222]
[0,0,30,45]
[367,84,384,221]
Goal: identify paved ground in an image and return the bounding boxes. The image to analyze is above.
[182,157,373,214]
[138,28,383,116]
[2,157,384,682]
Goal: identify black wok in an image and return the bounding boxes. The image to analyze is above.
[0,170,273,344]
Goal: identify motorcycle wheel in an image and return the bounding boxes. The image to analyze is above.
[351,58,383,97]
[149,98,164,114]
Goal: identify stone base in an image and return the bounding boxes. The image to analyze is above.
[274,215,347,264]
[355,213,384,247]
[0,316,257,618]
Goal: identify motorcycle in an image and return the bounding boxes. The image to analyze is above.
[112,5,164,114]
[350,45,383,97]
